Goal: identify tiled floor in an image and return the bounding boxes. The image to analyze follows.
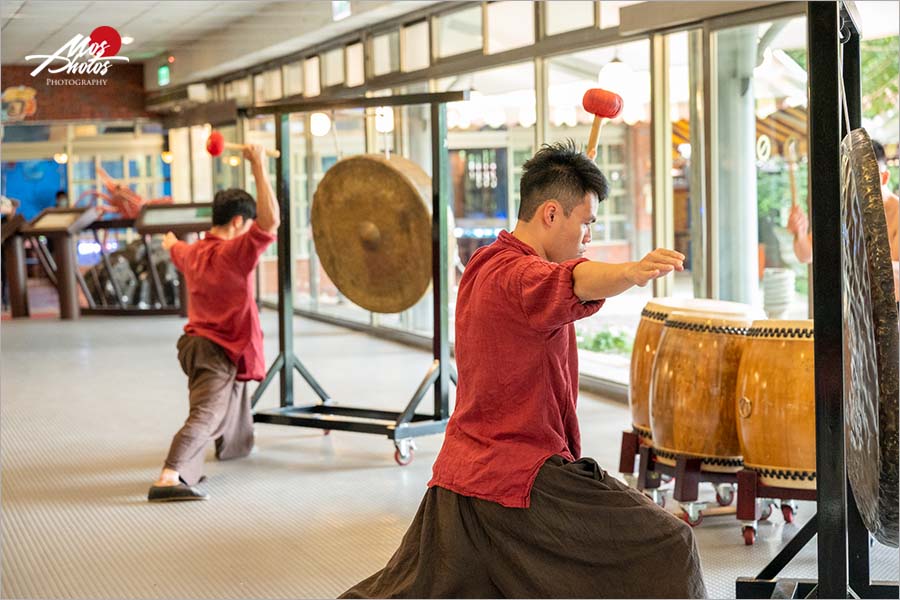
[1,311,896,599]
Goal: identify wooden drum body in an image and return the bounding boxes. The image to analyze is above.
[630,298,754,444]
[650,312,752,471]
[736,320,816,490]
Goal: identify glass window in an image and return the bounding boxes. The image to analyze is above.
[224,77,251,104]
[304,56,321,97]
[401,21,430,72]
[435,5,482,58]
[486,1,534,54]
[668,30,705,299]
[437,62,535,267]
[545,1,595,36]
[189,124,213,202]
[263,68,282,101]
[372,30,400,76]
[323,47,344,87]
[253,73,265,105]
[283,61,303,97]
[548,39,651,385]
[346,42,365,87]
[713,16,809,318]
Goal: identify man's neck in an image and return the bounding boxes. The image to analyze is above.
[511,226,548,260]
[208,226,235,240]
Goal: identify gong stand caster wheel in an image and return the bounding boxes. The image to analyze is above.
[742,525,757,545]
[759,500,774,521]
[715,484,735,507]
[645,489,666,508]
[394,438,416,466]
[323,429,332,436]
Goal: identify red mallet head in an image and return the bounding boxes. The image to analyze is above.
[206,131,225,157]
[582,88,623,119]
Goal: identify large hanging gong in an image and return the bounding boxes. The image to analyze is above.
[841,128,899,547]
[312,154,432,314]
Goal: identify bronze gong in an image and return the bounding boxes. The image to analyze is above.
[841,128,899,547]
[312,154,433,314]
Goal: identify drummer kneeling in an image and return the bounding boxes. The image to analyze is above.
[340,141,707,599]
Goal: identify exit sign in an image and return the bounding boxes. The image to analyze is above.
[157,65,170,87]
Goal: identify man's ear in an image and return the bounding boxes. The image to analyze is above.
[882,168,890,188]
[231,215,245,229]
[542,201,559,227]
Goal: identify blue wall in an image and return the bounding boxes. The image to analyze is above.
[1,160,67,220]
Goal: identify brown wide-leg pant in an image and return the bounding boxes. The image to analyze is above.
[340,456,707,599]
[163,334,254,485]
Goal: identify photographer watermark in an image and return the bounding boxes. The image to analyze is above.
[25,26,129,84]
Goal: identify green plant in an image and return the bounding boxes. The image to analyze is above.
[577,329,634,354]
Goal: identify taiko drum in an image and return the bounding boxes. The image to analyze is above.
[650,311,752,471]
[735,320,816,490]
[630,298,755,444]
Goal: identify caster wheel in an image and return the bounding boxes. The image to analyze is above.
[323,429,331,436]
[657,494,666,509]
[394,447,414,466]
[760,502,773,521]
[742,526,757,545]
[781,504,796,523]
[716,486,735,507]
[680,511,703,527]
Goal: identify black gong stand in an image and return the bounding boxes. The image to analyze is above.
[245,91,466,464]
[736,3,898,598]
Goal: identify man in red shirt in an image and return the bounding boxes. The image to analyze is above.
[148,145,278,502]
[341,141,706,598]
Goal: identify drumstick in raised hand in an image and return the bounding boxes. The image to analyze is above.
[582,88,623,161]
[206,131,281,159]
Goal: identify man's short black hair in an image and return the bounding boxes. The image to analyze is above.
[872,139,887,171]
[212,188,256,226]
[55,190,67,200]
[518,140,609,222]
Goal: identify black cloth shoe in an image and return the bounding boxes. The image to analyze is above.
[148,483,209,502]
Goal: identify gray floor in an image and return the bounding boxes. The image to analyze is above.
[1,312,897,599]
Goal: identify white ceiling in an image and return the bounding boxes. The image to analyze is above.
[1,1,436,88]
[1,1,283,63]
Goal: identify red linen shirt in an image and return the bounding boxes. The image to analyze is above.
[429,231,603,508]
[169,222,276,381]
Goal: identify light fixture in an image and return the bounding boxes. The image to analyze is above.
[227,155,241,167]
[160,150,174,164]
[167,55,175,64]
[121,35,134,45]
[310,112,331,137]
[53,152,68,164]
[375,106,394,134]
[598,54,634,94]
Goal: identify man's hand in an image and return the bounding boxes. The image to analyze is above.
[787,205,808,240]
[242,144,267,168]
[625,248,685,287]
[162,232,178,251]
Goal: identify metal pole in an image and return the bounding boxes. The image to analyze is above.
[276,112,295,407]
[808,2,848,597]
[431,102,450,420]
[839,9,872,593]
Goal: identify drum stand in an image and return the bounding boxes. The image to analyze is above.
[628,442,738,527]
[247,92,466,465]
[735,469,816,545]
